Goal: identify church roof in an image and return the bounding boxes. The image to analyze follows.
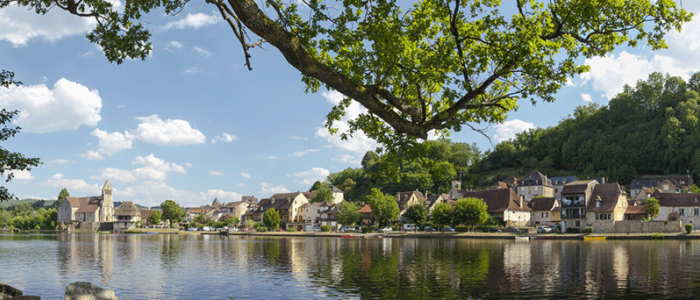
[69,196,103,213]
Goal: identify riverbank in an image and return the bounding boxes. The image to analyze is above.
[225,230,700,240]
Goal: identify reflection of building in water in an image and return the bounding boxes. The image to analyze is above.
[56,234,114,284]
[99,234,114,284]
[503,241,531,287]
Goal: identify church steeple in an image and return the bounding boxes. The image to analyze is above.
[101,180,114,222]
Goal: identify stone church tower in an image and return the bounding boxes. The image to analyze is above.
[100,180,114,222]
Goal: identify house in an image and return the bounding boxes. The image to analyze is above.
[246,192,309,230]
[303,201,339,230]
[651,191,700,225]
[57,180,114,224]
[549,176,579,199]
[630,179,663,198]
[425,194,453,216]
[633,187,654,202]
[657,179,682,193]
[515,171,554,203]
[560,180,597,231]
[459,188,532,227]
[140,209,153,226]
[396,191,426,221]
[358,204,375,226]
[503,177,519,189]
[528,197,560,226]
[666,175,693,189]
[221,201,249,221]
[624,200,649,221]
[113,201,141,231]
[585,183,628,233]
[304,186,345,204]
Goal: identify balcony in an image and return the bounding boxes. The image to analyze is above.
[561,199,586,207]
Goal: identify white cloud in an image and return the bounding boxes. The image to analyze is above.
[48,159,70,165]
[81,128,133,160]
[185,163,192,168]
[293,167,330,186]
[290,136,308,140]
[181,67,199,74]
[240,172,251,179]
[332,154,360,165]
[211,133,237,143]
[44,174,100,194]
[80,150,103,161]
[4,169,34,181]
[237,183,247,187]
[581,93,593,103]
[0,5,97,45]
[193,46,212,58]
[260,183,290,195]
[289,149,319,157]
[161,12,220,30]
[0,78,102,133]
[315,90,378,154]
[565,78,575,87]
[166,41,183,51]
[132,154,186,173]
[492,119,536,143]
[208,171,224,176]
[109,181,241,207]
[264,156,280,159]
[128,114,206,146]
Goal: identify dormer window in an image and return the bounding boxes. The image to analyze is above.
[596,201,600,208]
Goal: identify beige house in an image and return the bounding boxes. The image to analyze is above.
[652,191,700,225]
[58,180,114,223]
[528,197,560,226]
[425,194,453,216]
[222,201,249,221]
[560,180,597,231]
[396,191,426,220]
[114,201,141,231]
[247,192,309,230]
[516,171,554,203]
[460,188,532,227]
[585,183,628,233]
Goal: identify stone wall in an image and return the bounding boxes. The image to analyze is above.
[588,220,615,233]
[59,221,113,232]
[614,220,683,233]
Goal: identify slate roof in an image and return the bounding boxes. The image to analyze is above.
[225,201,245,208]
[561,180,596,194]
[586,183,626,213]
[504,177,518,188]
[256,197,295,211]
[550,176,580,186]
[518,171,552,187]
[331,186,343,193]
[459,188,531,213]
[651,191,700,207]
[212,198,222,207]
[528,197,558,212]
[396,191,426,204]
[665,175,693,188]
[115,201,139,216]
[630,179,663,190]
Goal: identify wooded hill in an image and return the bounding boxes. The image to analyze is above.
[472,72,700,185]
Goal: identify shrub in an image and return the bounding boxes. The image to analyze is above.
[288,228,297,232]
[456,226,469,232]
[686,223,694,234]
[362,226,372,233]
[566,228,580,234]
[554,228,561,233]
[652,233,665,240]
[321,225,332,232]
[583,227,594,234]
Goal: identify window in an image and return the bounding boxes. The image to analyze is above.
[694,208,699,216]
[596,213,611,220]
[679,208,685,216]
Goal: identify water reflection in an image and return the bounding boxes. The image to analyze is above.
[6,234,700,299]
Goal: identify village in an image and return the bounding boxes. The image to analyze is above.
[54,171,698,235]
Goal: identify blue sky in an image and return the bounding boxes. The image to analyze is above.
[1,1,699,207]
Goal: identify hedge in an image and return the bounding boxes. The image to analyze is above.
[583,227,594,234]
[566,228,580,233]
[321,225,332,232]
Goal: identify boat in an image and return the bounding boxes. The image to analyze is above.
[341,235,355,238]
[377,236,383,239]
[146,232,158,235]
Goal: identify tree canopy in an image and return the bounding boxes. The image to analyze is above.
[336,201,360,227]
[311,182,334,203]
[148,210,162,225]
[645,197,660,220]
[56,188,70,208]
[452,197,488,230]
[4,1,691,155]
[263,208,281,230]
[0,70,41,201]
[404,204,427,230]
[366,188,399,227]
[160,200,186,225]
[430,203,453,230]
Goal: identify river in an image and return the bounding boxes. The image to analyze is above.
[2,233,700,299]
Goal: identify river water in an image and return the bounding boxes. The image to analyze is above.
[2,233,700,299]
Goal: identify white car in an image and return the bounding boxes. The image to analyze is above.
[379,226,393,233]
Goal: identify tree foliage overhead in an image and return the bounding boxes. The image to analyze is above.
[4,0,691,153]
[475,72,700,184]
[311,182,334,203]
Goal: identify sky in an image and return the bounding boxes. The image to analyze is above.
[1,1,700,208]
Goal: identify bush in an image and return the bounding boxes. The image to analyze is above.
[686,223,694,234]
[652,233,665,240]
[456,226,469,232]
[288,228,297,232]
[554,228,561,233]
[321,225,332,232]
[362,226,372,233]
[583,227,594,234]
[566,228,580,233]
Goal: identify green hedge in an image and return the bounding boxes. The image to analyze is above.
[456,226,469,232]
[288,228,297,232]
[321,225,332,232]
[566,228,580,233]
[686,223,694,234]
[583,227,594,234]
[362,226,372,233]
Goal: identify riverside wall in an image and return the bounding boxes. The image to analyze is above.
[614,220,682,233]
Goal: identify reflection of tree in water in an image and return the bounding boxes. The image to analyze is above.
[159,234,182,270]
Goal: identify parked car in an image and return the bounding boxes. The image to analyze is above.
[379,226,393,233]
[443,226,456,232]
[403,223,416,231]
[188,227,198,231]
[537,226,552,233]
[313,226,320,232]
[505,227,519,233]
[423,226,436,232]
[487,227,502,233]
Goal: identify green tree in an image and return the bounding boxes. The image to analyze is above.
[56,188,70,208]
[404,204,427,231]
[0,70,41,201]
[195,213,207,224]
[160,200,186,226]
[336,201,360,227]
[263,208,281,230]
[431,203,453,231]
[9,2,690,157]
[244,219,257,229]
[148,210,162,226]
[452,198,489,231]
[312,183,334,203]
[367,188,399,228]
[645,197,660,220]
[309,181,322,192]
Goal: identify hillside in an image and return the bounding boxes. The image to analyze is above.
[472,72,700,185]
[0,198,56,208]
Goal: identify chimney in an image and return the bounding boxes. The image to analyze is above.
[519,196,523,208]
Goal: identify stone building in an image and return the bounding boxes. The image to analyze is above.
[516,171,554,203]
[114,201,141,231]
[57,180,114,224]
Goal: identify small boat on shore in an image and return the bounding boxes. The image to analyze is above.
[341,235,355,238]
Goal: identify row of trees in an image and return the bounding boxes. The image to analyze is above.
[0,204,57,230]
